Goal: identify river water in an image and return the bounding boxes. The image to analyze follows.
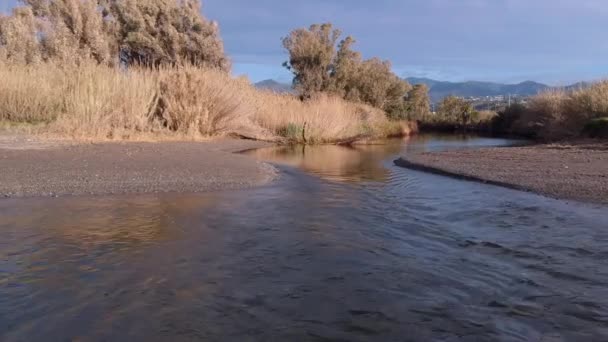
[1,135,608,341]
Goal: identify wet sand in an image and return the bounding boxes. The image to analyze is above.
[0,137,277,197]
[396,141,608,205]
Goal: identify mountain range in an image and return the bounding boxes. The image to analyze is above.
[405,77,550,102]
[254,78,589,102]
[254,79,294,93]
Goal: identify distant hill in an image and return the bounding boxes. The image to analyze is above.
[254,79,293,93]
[406,77,550,102]
[254,77,588,103]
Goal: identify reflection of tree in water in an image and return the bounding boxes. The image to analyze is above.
[0,195,215,284]
[41,195,213,248]
[0,194,223,340]
[245,140,405,183]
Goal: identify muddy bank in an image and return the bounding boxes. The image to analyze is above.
[395,141,608,205]
[0,137,277,197]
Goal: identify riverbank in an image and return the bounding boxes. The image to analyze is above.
[0,136,277,198]
[395,141,608,205]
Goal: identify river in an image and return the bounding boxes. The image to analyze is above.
[1,135,607,341]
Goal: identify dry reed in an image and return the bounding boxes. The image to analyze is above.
[0,61,406,143]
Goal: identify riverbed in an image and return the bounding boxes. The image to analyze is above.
[1,135,607,341]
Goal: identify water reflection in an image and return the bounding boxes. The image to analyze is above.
[1,135,608,341]
[245,134,522,183]
[245,141,404,182]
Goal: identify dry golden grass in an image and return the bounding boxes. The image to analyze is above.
[0,61,159,139]
[0,63,66,124]
[0,61,408,143]
[521,81,608,139]
[249,91,391,143]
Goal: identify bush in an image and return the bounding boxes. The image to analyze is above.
[583,117,608,138]
[508,82,608,140]
[492,103,526,134]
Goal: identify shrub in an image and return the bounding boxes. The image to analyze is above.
[511,82,608,140]
[583,117,608,138]
[492,103,526,134]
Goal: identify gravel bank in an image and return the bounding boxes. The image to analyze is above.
[395,142,608,205]
[0,138,277,197]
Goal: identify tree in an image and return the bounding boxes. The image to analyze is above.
[0,7,41,64]
[437,96,474,126]
[2,0,229,70]
[104,0,229,69]
[329,35,361,99]
[404,84,431,121]
[282,23,412,118]
[282,23,340,99]
[19,0,113,64]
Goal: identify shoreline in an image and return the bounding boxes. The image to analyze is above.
[0,137,278,198]
[395,141,608,205]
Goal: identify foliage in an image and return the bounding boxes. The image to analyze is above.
[282,23,413,118]
[401,84,431,121]
[102,0,229,69]
[282,23,340,99]
[1,0,229,69]
[583,117,608,138]
[435,96,475,126]
[492,103,527,134]
[493,81,608,140]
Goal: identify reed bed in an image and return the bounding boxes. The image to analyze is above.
[0,61,408,143]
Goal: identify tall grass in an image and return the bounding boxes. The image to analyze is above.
[0,61,407,143]
[519,81,608,139]
[250,91,392,144]
[0,62,159,139]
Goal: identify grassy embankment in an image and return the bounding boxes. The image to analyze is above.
[504,82,608,140]
[416,81,608,141]
[0,62,414,144]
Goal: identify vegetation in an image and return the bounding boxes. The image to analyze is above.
[583,117,608,138]
[0,2,414,144]
[4,1,601,144]
[1,0,229,69]
[282,23,417,120]
[493,81,608,140]
[403,84,431,121]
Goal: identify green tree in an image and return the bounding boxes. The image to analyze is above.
[404,84,431,121]
[437,96,474,126]
[282,23,340,99]
[282,22,411,117]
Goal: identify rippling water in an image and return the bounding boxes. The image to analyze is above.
[1,135,608,341]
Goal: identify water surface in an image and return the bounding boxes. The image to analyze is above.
[1,135,607,341]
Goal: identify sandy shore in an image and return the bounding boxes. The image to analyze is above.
[0,136,277,198]
[395,141,608,205]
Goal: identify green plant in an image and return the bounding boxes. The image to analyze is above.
[583,117,608,138]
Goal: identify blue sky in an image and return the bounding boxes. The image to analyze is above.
[2,0,607,85]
